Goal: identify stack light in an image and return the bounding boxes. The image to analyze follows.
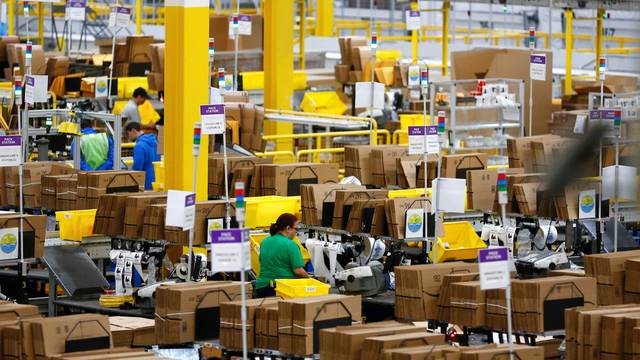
[218,68,225,90]
[498,169,508,205]
[23,2,28,17]
[14,80,22,97]
[232,15,239,28]
[599,57,607,81]
[529,27,535,49]
[437,111,446,133]
[371,32,378,49]
[193,123,201,156]
[235,182,245,222]
[26,42,32,60]
[614,110,622,128]
[420,68,428,88]
[209,38,215,58]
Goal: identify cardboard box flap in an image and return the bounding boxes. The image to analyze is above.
[64,319,111,353]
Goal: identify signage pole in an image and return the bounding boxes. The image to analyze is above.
[369,0,376,145]
[421,68,429,257]
[218,66,232,229]
[24,2,29,43]
[432,111,446,264]
[598,57,606,238]
[528,27,535,136]
[506,284,514,360]
[188,123,201,282]
[235,182,248,360]
[233,2,239,92]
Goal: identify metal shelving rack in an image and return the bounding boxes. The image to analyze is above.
[429,79,525,154]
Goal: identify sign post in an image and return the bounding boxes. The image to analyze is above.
[479,247,513,360]
[107,5,130,107]
[236,182,248,360]
[369,29,377,145]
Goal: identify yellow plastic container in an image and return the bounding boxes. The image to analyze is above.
[153,161,164,185]
[429,221,486,263]
[300,91,347,115]
[388,188,432,199]
[275,278,330,299]
[397,114,430,144]
[244,196,301,229]
[241,71,307,91]
[250,232,310,277]
[55,209,97,241]
[376,49,402,62]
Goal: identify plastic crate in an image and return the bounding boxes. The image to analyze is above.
[244,196,301,229]
[275,278,330,299]
[241,71,307,91]
[388,188,432,199]
[429,221,487,263]
[300,91,347,115]
[55,209,97,241]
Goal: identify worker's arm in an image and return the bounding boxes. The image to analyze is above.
[96,137,115,170]
[131,144,144,171]
[289,242,309,278]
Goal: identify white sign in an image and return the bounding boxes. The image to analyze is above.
[0,228,19,261]
[109,6,131,28]
[165,190,196,230]
[408,126,439,155]
[0,136,22,167]
[206,218,224,243]
[24,75,48,105]
[405,209,425,239]
[65,0,86,21]
[210,228,251,272]
[94,76,109,98]
[200,104,226,135]
[355,82,385,109]
[405,10,421,31]
[573,114,586,134]
[407,65,420,87]
[602,165,638,201]
[478,247,510,291]
[238,14,252,36]
[578,189,597,219]
[418,1,429,10]
[432,178,466,214]
[530,54,547,81]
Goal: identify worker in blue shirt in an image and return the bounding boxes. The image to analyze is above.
[125,122,160,190]
[72,119,115,171]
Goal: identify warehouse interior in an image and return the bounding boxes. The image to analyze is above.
[0,0,638,359]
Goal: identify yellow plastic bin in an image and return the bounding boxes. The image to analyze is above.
[275,278,330,299]
[300,91,347,115]
[55,209,97,241]
[398,114,430,144]
[244,196,301,229]
[388,188,432,199]
[429,221,486,263]
[250,232,309,277]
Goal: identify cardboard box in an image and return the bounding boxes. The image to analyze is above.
[507,135,561,172]
[208,155,270,197]
[345,145,379,185]
[78,170,145,209]
[626,258,640,299]
[119,193,167,238]
[335,64,350,83]
[0,214,46,259]
[511,276,597,333]
[331,189,388,230]
[437,272,480,324]
[29,314,111,359]
[55,175,78,211]
[382,344,458,360]
[361,332,446,360]
[141,204,166,240]
[255,302,279,350]
[109,316,155,348]
[318,321,422,360]
[384,197,431,240]
[260,163,339,197]
[5,162,74,207]
[585,250,640,305]
[600,312,640,359]
[459,344,544,360]
[165,200,236,245]
[155,281,251,344]
[450,281,486,328]
[300,184,365,227]
[441,153,488,179]
[345,198,387,234]
[451,48,553,136]
[395,262,478,322]
[220,297,280,350]
[279,294,362,356]
[466,168,524,212]
[45,56,70,83]
[370,146,409,187]
[0,36,19,62]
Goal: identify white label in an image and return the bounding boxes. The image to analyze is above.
[405,208,425,239]
[407,126,439,155]
[200,104,226,135]
[432,178,466,214]
[0,228,19,261]
[94,76,109,98]
[407,65,421,87]
[354,82,384,109]
[573,114,586,134]
[65,0,86,21]
[0,136,22,167]
[24,75,48,105]
[529,54,547,81]
[238,14,252,35]
[108,6,131,28]
[478,247,510,291]
[578,189,597,219]
[405,10,421,31]
[602,165,638,201]
[206,218,224,243]
[165,190,196,230]
[210,229,251,272]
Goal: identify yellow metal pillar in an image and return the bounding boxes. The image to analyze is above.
[8,0,15,36]
[37,2,44,45]
[564,9,573,96]
[595,8,604,79]
[315,0,333,36]
[136,0,142,34]
[442,1,450,76]
[411,2,418,64]
[165,0,210,200]
[299,0,305,69]
[264,0,294,151]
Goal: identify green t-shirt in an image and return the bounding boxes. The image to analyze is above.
[256,233,305,289]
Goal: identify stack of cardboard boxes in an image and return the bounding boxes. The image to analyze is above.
[250,163,339,197]
[255,301,279,350]
[0,214,47,259]
[109,316,156,348]
[147,43,164,92]
[335,37,368,84]
[220,298,280,350]
[113,35,154,77]
[3,162,75,208]
[93,192,167,237]
[584,250,640,305]
[77,170,145,209]
[300,184,365,226]
[208,154,270,197]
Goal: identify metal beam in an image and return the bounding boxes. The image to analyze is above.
[564,8,573,96]
[442,0,450,76]
[136,0,143,35]
[315,0,334,36]
[38,3,44,45]
[8,0,15,36]
[595,8,604,79]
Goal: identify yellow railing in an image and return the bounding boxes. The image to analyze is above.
[296,148,345,162]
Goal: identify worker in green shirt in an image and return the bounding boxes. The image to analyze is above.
[255,213,309,298]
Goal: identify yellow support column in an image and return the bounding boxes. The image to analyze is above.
[136,0,142,34]
[38,2,44,45]
[315,0,333,36]
[411,2,418,64]
[595,8,604,79]
[564,8,573,96]
[299,0,305,69]
[442,1,450,76]
[264,0,294,151]
[8,0,15,35]
[165,0,209,200]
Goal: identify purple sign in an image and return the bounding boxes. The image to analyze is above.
[184,193,196,207]
[210,228,248,244]
[25,76,34,87]
[590,109,619,120]
[115,6,131,14]
[409,10,420,17]
[200,104,225,116]
[530,54,546,65]
[0,136,20,147]
[408,125,438,136]
[238,14,251,22]
[67,0,86,8]
[478,247,508,263]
